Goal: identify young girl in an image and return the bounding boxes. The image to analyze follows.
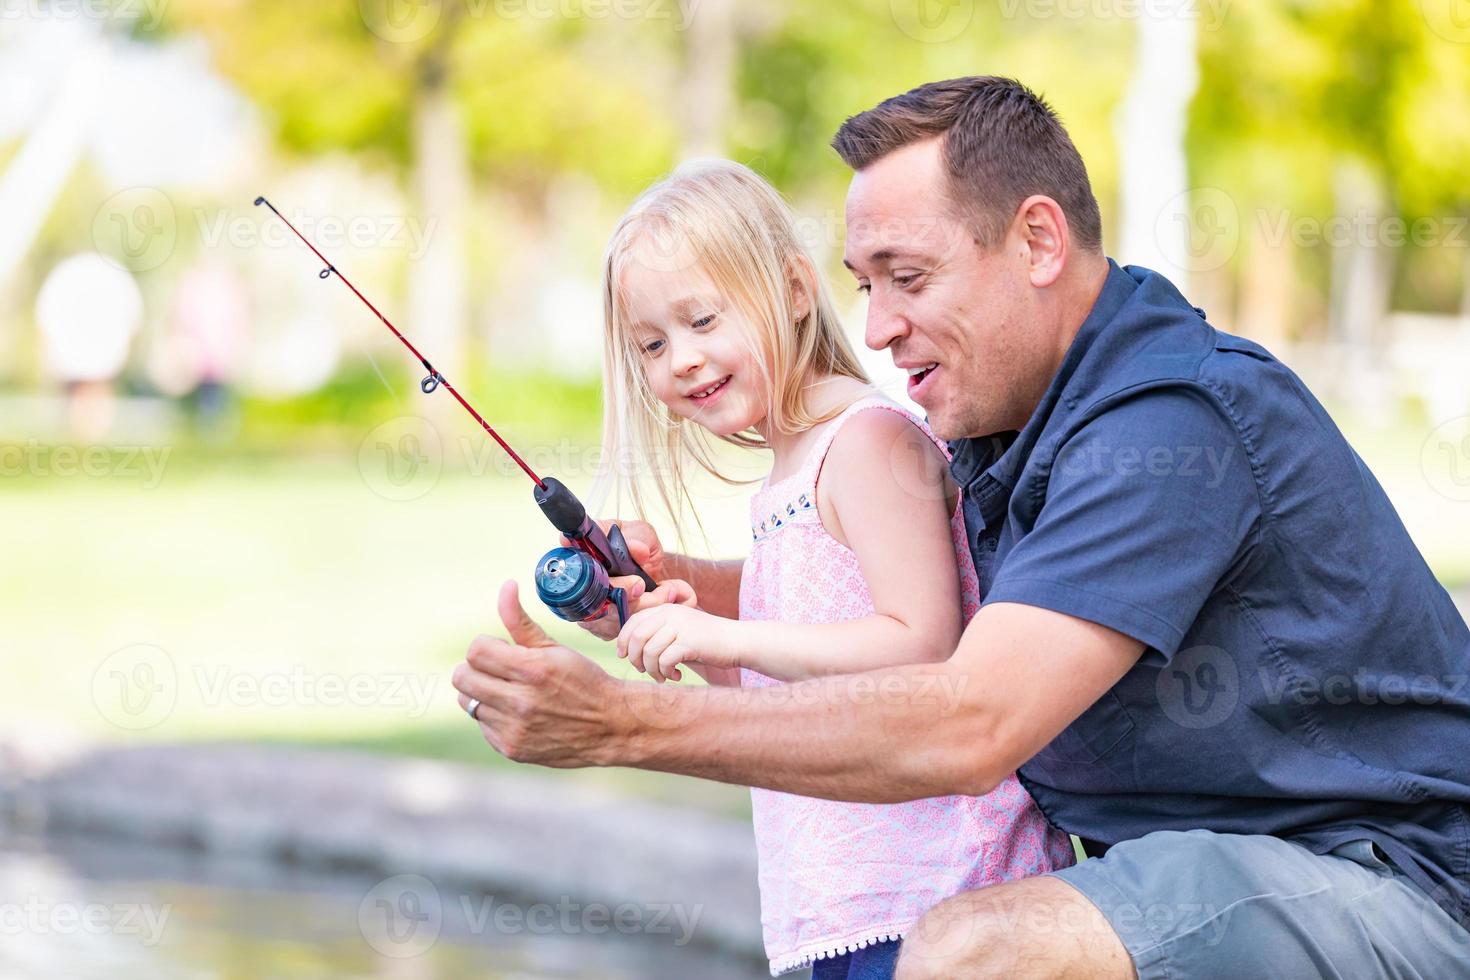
[597,159,1073,978]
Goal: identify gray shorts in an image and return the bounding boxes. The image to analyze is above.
[1050,829,1470,979]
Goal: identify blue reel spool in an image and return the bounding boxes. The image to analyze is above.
[534,547,629,625]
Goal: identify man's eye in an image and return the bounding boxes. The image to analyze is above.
[855,283,871,295]
[894,273,921,289]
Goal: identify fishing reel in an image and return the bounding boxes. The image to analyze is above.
[532,477,655,628]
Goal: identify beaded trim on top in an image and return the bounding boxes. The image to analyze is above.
[752,491,814,541]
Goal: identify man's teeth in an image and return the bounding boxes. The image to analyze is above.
[907,364,938,377]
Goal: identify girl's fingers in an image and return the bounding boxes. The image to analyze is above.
[625,623,650,674]
[643,627,679,683]
[658,645,687,683]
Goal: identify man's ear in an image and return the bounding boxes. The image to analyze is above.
[1015,194,1069,289]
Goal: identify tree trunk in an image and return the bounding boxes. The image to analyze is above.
[1115,2,1200,288]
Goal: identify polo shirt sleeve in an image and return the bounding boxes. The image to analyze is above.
[983,385,1261,659]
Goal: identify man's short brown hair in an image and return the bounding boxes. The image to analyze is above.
[833,76,1103,253]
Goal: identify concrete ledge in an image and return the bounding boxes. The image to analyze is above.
[0,742,763,956]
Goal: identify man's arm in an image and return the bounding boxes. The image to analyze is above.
[661,553,743,620]
[456,584,1142,803]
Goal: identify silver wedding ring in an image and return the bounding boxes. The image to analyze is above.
[465,697,482,722]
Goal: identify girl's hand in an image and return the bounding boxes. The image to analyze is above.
[616,604,740,683]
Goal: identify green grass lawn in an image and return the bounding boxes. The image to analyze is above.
[2,412,1465,820]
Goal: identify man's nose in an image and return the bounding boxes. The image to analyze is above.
[864,294,908,352]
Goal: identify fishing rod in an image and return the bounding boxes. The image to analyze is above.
[254,196,655,626]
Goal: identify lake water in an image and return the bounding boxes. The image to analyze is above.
[0,829,788,979]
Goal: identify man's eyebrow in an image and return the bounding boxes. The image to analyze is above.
[843,248,907,271]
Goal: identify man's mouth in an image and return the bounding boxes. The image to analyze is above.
[906,363,938,398]
[688,376,732,401]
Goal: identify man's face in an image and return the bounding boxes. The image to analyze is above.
[843,137,1047,441]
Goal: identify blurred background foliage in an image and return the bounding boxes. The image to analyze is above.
[2,0,1468,750]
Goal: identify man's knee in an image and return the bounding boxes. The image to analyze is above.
[895,877,1134,980]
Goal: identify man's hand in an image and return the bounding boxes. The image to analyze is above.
[452,580,627,767]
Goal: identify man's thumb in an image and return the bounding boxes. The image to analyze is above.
[498,580,558,649]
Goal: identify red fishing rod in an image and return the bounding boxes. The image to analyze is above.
[255,196,654,625]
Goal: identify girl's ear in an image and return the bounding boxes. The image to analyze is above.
[788,255,816,325]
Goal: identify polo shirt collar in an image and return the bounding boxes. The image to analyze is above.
[948,258,1139,505]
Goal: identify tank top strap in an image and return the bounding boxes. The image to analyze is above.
[801,395,951,494]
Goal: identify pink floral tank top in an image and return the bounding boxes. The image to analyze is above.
[738,396,1075,975]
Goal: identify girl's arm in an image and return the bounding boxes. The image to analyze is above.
[618,410,965,684]
[731,409,964,682]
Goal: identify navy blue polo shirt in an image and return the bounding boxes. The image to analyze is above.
[951,260,1470,925]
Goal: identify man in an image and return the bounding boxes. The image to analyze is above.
[452,77,1470,977]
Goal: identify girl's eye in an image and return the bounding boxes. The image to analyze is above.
[640,339,665,355]
[692,312,717,329]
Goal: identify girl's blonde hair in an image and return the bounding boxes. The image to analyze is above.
[596,159,868,535]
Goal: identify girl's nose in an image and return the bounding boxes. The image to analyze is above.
[671,339,705,377]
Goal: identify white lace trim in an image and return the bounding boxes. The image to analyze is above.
[767,925,908,976]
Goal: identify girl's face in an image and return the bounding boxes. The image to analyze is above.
[619,242,767,437]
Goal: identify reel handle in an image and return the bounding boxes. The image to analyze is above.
[533,477,656,591]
